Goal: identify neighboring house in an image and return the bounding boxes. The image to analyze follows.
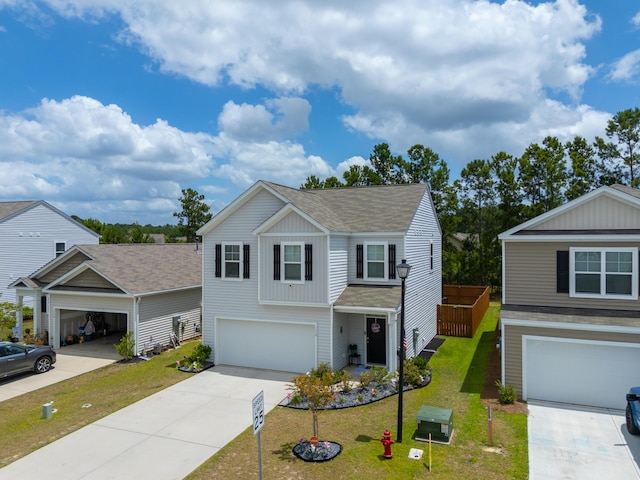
[0,200,99,305]
[499,184,640,409]
[10,243,202,354]
[197,180,442,374]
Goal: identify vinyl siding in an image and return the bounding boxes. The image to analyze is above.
[504,241,640,310]
[347,236,405,285]
[529,195,640,230]
[503,322,640,396]
[0,204,98,304]
[138,288,201,353]
[332,311,351,369]
[264,211,322,233]
[329,236,348,303]
[404,191,442,355]
[259,234,328,304]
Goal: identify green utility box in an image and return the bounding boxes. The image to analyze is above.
[416,405,454,444]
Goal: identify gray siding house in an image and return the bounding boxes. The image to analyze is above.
[499,184,640,409]
[0,201,99,305]
[197,180,442,374]
[11,243,202,354]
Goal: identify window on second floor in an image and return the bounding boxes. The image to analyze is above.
[283,242,303,282]
[224,243,241,279]
[569,247,638,299]
[215,243,250,280]
[356,243,395,281]
[366,243,386,280]
[55,242,66,257]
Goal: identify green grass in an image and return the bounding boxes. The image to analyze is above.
[0,306,528,479]
[0,341,198,467]
[186,304,528,479]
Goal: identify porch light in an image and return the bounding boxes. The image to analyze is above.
[396,260,411,280]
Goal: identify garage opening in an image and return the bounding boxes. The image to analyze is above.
[60,310,127,346]
[217,318,315,373]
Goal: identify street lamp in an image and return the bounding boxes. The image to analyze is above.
[396,259,411,443]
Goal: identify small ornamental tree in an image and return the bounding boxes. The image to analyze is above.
[288,364,336,438]
[114,332,136,360]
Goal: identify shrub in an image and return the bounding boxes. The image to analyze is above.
[412,355,429,370]
[402,360,424,387]
[114,332,135,360]
[341,371,353,393]
[358,370,374,388]
[370,365,388,385]
[190,344,212,365]
[495,380,517,404]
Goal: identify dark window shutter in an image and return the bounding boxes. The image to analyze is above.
[557,251,569,293]
[41,296,47,313]
[243,244,250,279]
[305,244,313,281]
[215,244,222,278]
[273,244,281,280]
[356,244,364,279]
[388,244,396,279]
[430,243,434,270]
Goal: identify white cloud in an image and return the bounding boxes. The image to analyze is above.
[609,49,640,83]
[633,11,640,27]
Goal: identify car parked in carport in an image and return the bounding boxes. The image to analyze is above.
[626,387,640,435]
[0,341,56,378]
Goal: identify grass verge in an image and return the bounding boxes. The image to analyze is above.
[0,341,198,468]
[186,303,528,479]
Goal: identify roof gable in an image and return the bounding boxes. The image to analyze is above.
[0,200,99,238]
[500,185,640,239]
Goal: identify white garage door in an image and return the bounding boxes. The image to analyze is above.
[217,319,315,373]
[524,336,640,410]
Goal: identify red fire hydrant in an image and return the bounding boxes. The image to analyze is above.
[381,429,395,459]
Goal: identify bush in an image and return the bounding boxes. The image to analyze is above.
[190,344,212,365]
[358,370,374,388]
[495,380,517,404]
[412,355,429,370]
[370,365,388,385]
[114,332,135,360]
[402,360,424,387]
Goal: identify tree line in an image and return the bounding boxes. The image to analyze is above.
[302,107,640,290]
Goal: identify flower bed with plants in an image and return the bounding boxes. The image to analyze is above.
[176,344,213,372]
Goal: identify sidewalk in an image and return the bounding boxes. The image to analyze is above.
[0,365,291,480]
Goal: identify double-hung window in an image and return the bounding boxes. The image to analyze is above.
[55,242,66,257]
[570,247,637,299]
[223,243,241,279]
[365,243,387,280]
[283,242,303,282]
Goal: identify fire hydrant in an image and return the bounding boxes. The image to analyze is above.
[381,429,395,459]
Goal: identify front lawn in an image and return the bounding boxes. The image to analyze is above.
[187,303,528,479]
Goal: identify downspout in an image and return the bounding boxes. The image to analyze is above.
[134,297,140,356]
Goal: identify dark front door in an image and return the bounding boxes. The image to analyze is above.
[366,317,386,365]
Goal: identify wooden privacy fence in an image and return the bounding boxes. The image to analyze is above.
[437,285,490,338]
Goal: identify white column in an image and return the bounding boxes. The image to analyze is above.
[15,295,23,340]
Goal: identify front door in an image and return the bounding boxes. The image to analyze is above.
[366,317,386,364]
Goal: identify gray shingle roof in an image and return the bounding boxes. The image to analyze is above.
[611,184,640,200]
[68,244,202,295]
[0,201,39,222]
[334,284,401,310]
[263,181,428,232]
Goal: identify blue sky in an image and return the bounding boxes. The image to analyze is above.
[0,0,638,225]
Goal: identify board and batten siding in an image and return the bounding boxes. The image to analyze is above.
[504,241,640,310]
[404,190,442,355]
[259,234,328,304]
[48,293,133,348]
[503,322,640,396]
[138,288,201,352]
[264,210,322,233]
[0,204,98,304]
[528,194,640,230]
[200,188,284,349]
[38,251,92,284]
[329,235,348,303]
[63,269,118,289]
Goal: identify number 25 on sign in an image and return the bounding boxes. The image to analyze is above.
[253,391,265,435]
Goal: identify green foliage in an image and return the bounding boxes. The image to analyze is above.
[114,332,136,360]
[495,380,517,404]
[288,367,336,437]
[173,188,212,242]
[0,301,17,340]
[358,370,374,388]
[411,355,429,370]
[370,365,388,384]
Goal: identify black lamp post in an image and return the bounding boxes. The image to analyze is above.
[396,259,411,443]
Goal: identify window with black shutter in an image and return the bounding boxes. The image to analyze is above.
[273,244,281,280]
[388,244,396,279]
[556,250,569,293]
[356,244,364,278]
[215,244,222,278]
[305,244,313,281]
[243,244,250,279]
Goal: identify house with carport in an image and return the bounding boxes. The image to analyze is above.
[11,243,202,354]
[197,180,442,374]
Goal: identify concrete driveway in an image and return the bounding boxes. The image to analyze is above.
[529,400,640,479]
[0,365,291,480]
[0,339,120,402]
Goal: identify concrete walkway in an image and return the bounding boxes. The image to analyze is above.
[529,400,640,480]
[0,365,291,480]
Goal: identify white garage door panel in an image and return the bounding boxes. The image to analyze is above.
[218,319,315,373]
[525,338,640,410]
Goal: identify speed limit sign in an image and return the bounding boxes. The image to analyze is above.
[252,391,265,435]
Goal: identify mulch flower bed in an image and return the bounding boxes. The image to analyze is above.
[293,439,343,462]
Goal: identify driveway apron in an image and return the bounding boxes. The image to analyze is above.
[0,365,291,480]
[528,400,640,480]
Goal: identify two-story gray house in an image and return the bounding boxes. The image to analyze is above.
[197,180,442,373]
[499,184,640,409]
[0,200,99,305]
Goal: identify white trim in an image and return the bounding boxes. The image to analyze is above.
[333,306,397,314]
[521,334,640,401]
[221,242,243,281]
[259,300,329,308]
[502,234,640,243]
[281,241,304,284]
[259,231,325,237]
[569,246,638,300]
[54,240,67,257]
[501,241,506,305]
[364,241,388,281]
[252,203,329,235]
[501,316,640,334]
[351,232,406,237]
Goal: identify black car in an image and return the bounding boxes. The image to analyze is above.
[0,341,56,378]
